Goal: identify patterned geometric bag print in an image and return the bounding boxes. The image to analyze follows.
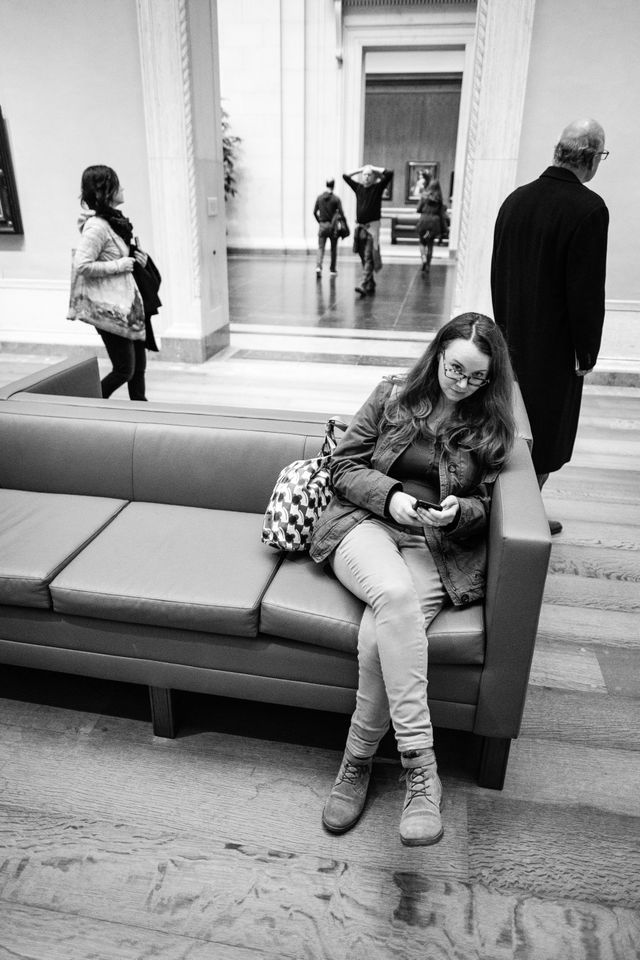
[261,417,347,552]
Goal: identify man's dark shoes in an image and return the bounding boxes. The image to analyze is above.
[322,751,372,834]
[355,286,367,296]
[549,519,563,535]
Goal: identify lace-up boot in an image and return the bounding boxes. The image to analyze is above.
[322,750,373,834]
[399,748,443,846]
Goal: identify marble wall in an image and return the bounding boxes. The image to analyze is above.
[0,0,230,361]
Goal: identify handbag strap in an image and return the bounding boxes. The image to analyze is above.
[319,416,348,457]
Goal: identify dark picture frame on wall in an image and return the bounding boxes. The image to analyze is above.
[381,171,394,202]
[0,107,23,235]
[405,160,439,204]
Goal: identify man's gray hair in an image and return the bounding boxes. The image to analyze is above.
[553,130,604,169]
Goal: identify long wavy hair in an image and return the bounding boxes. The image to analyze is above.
[425,179,444,205]
[80,165,120,213]
[383,313,517,476]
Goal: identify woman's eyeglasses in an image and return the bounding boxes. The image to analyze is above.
[441,355,490,387]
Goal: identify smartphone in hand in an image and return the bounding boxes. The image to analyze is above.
[414,498,443,512]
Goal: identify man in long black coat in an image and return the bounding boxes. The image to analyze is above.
[491,119,609,534]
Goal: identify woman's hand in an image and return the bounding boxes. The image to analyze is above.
[133,249,148,268]
[415,494,460,528]
[119,257,136,273]
[388,491,428,526]
[390,491,460,527]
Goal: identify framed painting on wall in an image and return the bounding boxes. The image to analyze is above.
[405,161,439,204]
[0,107,23,235]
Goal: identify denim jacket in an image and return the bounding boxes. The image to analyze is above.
[309,379,497,606]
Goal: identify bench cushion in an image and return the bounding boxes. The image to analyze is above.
[50,502,281,636]
[260,553,485,663]
[0,489,126,608]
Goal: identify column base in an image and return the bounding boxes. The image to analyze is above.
[160,325,230,363]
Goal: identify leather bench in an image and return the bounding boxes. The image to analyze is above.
[0,357,551,788]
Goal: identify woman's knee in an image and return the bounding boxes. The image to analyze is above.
[374,580,417,617]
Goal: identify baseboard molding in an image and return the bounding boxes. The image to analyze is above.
[605,299,640,313]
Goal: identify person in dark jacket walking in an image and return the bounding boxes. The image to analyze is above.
[311,314,516,846]
[343,163,393,296]
[313,179,344,277]
[416,179,446,274]
[491,119,609,534]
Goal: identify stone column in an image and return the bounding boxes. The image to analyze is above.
[136,0,229,362]
[452,0,536,318]
[280,0,306,247]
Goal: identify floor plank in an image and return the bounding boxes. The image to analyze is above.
[468,796,640,909]
[541,496,640,529]
[594,646,640,699]
[0,901,263,960]
[543,573,640,613]
[541,467,640,505]
[528,638,607,693]
[500,738,640,818]
[547,544,640,582]
[537,603,639,648]
[520,688,640,751]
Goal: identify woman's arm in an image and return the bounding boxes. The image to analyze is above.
[75,220,135,278]
[330,380,402,516]
[443,483,493,539]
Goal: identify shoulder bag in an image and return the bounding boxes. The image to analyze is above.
[262,417,348,552]
[67,251,145,341]
[331,210,350,240]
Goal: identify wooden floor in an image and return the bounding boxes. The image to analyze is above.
[0,350,639,958]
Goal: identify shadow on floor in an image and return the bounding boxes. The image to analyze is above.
[0,664,481,782]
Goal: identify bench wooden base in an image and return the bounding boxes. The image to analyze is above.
[149,686,176,739]
[478,736,511,790]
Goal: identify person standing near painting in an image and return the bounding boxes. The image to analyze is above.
[415,179,446,275]
[343,163,393,297]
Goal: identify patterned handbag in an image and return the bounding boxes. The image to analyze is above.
[261,417,347,552]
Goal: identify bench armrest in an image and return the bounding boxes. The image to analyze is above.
[475,437,551,738]
[0,356,101,400]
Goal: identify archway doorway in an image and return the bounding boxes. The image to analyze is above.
[363,72,461,251]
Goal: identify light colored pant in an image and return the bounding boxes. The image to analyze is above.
[331,517,446,757]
